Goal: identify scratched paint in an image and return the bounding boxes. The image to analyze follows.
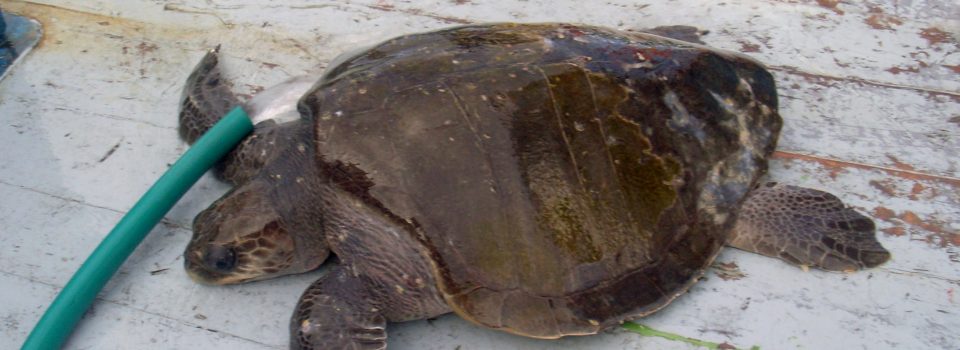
[0,0,957,349]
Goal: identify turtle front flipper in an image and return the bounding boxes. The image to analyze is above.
[292,266,387,350]
[729,182,891,272]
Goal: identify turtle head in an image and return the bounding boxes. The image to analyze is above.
[184,179,326,285]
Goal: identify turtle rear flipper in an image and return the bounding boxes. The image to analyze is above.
[729,183,891,271]
[180,47,280,184]
[179,46,242,144]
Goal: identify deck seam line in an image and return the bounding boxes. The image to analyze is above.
[0,180,193,230]
[773,151,960,187]
[0,270,282,349]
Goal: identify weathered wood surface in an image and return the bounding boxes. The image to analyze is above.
[0,0,957,349]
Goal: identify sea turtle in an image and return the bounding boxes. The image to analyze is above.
[179,23,891,349]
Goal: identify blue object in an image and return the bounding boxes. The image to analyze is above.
[0,8,42,79]
[0,9,14,71]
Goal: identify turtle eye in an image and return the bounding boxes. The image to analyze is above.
[204,245,237,272]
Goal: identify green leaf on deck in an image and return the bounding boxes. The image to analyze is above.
[621,322,760,350]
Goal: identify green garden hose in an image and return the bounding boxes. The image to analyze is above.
[21,107,253,350]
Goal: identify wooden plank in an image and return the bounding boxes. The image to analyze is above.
[289,0,960,92]
[22,0,960,91]
[775,68,960,178]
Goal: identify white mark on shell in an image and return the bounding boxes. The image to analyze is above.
[623,62,654,70]
[300,319,313,334]
[760,104,772,116]
[664,90,707,142]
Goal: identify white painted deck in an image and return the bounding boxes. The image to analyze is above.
[1,1,957,349]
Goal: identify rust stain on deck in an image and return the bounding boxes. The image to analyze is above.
[908,182,937,201]
[816,0,845,15]
[881,226,906,237]
[873,206,959,249]
[885,154,916,171]
[864,6,903,30]
[772,151,960,188]
[886,66,921,75]
[919,27,956,46]
[769,66,960,103]
[3,1,145,50]
[869,179,898,196]
[873,207,897,221]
